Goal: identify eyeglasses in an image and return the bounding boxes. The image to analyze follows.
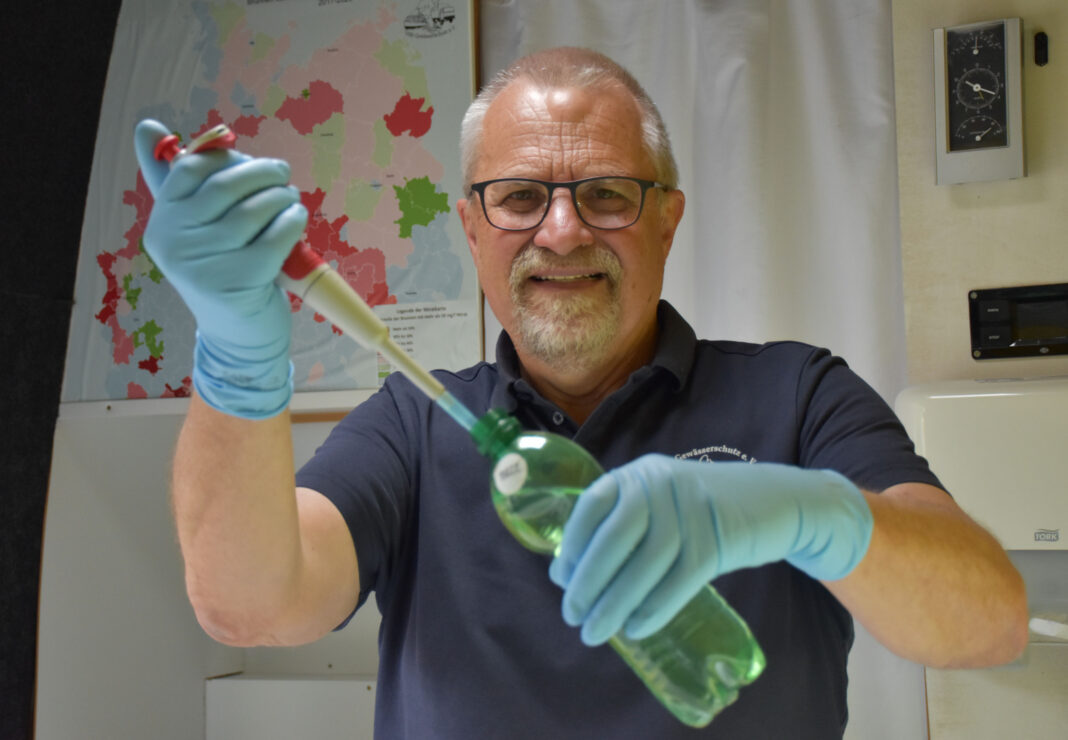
[468,176,669,231]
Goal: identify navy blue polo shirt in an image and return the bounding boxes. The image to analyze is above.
[296,301,942,739]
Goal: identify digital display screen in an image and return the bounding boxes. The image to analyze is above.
[1015,300,1068,341]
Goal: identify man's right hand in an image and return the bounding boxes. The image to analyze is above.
[133,119,307,418]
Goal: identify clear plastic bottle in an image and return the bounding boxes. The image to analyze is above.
[469,409,766,728]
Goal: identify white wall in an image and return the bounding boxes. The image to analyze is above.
[36,401,240,739]
[892,0,1068,384]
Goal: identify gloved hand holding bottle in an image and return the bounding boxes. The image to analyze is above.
[133,119,307,418]
[549,455,874,646]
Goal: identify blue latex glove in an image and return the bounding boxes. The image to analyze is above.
[133,119,307,418]
[548,455,873,646]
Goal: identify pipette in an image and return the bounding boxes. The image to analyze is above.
[154,124,479,432]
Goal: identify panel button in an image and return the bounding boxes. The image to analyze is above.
[981,325,1012,347]
[978,300,1010,322]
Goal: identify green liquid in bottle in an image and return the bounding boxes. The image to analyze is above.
[470,409,766,728]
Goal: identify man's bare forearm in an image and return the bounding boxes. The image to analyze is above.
[827,482,1028,668]
[172,393,361,646]
[171,393,304,644]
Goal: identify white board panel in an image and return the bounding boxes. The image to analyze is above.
[206,676,376,740]
[36,408,242,739]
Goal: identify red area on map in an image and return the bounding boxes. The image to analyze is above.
[231,113,268,138]
[383,93,433,137]
[121,172,153,259]
[95,252,120,327]
[275,80,344,135]
[98,171,158,366]
[138,356,162,374]
[300,189,396,311]
[126,383,148,399]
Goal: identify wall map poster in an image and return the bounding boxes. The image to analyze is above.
[63,0,479,403]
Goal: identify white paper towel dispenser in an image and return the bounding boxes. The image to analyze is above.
[895,376,1068,740]
[895,376,1067,551]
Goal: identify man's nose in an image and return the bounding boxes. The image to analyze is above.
[533,189,594,254]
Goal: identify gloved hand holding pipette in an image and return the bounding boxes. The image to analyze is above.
[134,119,306,418]
[135,119,453,416]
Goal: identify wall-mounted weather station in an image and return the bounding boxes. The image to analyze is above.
[933,18,1025,185]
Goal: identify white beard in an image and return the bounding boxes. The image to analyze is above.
[508,244,623,372]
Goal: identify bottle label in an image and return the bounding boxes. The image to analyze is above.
[493,453,528,496]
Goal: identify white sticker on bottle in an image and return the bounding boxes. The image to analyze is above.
[493,453,528,496]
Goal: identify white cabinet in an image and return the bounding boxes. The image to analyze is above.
[206,676,376,740]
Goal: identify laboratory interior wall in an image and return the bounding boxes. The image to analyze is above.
[892,0,1068,383]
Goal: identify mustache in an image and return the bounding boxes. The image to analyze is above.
[509,244,623,290]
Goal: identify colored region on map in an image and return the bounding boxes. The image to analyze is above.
[383,93,434,137]
[276,80,345,135]
[393,176,450,238]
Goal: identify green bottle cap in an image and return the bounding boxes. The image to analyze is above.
[470,408,522,458]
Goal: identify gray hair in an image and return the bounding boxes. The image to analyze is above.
[460,47,679,191]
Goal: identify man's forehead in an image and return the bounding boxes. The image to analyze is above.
[480,81,650,177]
[515,85,601,122]
[492,79,637,123]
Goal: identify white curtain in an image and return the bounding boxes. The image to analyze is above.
[479,0,907,403]
[478,1,923,738]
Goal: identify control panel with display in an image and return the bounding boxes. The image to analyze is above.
[970,283,1068,359]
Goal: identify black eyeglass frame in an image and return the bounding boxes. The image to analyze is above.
[467,176,670,231]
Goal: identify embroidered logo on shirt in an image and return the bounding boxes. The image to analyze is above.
[674,444,758,464]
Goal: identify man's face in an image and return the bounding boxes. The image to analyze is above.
[458,81,684,374]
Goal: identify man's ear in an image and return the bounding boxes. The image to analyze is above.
[657,189,685,260]
[457,198,480,263]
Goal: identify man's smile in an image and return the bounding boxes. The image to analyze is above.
[529,271,608,283]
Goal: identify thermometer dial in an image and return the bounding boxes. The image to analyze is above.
[946,21,1008,152]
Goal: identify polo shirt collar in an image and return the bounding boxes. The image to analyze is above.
[649,300,696,389]
[490,300,696,414]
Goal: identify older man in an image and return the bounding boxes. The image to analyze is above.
[134,47,1026,738]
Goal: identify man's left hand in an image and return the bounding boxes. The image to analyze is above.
[548,455,873,646]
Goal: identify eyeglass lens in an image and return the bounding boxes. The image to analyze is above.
[480,178,649,230]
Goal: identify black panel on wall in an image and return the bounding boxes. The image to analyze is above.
[1,2,122,738]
